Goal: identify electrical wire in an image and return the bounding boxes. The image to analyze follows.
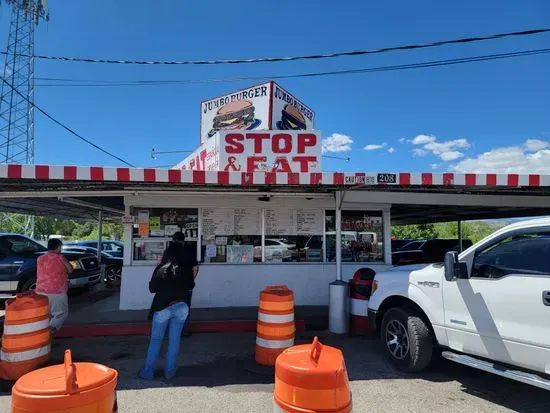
[0,76,136,167]
[4,28,550,66]
[33,48,550,87]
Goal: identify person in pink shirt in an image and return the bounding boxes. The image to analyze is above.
[36,239,73,332]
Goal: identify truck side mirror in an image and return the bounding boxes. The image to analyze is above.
[444,251,468,281]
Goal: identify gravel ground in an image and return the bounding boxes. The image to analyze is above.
[1,332,548,412]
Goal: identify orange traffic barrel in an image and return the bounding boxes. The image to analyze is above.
[11,349,118,413]
[255,285,295,366]
[274,337,352,413]
[0,291,51,381]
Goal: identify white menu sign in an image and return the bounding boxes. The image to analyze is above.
[265,209,322,235]
[201,208,261,239]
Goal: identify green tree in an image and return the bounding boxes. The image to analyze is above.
[0,214,26,233]
[393,221,498,243]
[34,217,58,240]
[84,222,124,241]
[434,221,495,243]
[392,223,438,240]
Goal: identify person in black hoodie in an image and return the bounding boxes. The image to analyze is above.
[139,232,199,380]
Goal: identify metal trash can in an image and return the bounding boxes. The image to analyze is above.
[348,268,376,336]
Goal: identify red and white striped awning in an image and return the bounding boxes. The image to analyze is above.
[0,164,548,187]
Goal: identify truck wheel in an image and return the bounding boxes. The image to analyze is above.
[105,265,122,283]
[380,307,433,372]
[20,276,37,292]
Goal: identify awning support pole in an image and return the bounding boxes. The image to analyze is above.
[335,192,343,281]
[97,210,103,265]
[329,190,348,334]
[458,219,463,253]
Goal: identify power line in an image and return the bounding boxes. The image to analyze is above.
[0,76,136,167]
[32,48,550,88]
[4,28,550,66]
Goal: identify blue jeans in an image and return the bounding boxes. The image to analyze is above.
[139,301,189,380]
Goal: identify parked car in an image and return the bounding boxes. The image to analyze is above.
[65,240,124,258]
[368,218,550,390]
[392,238,473,265]
[62,244,123,283]
[395,239,426,251]
[0,233,101,293]
[390,239,414,251]
[264,238,298,262]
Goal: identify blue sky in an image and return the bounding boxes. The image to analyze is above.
[1,0,549,173]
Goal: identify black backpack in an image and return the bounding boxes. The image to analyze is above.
[149,258,180,293]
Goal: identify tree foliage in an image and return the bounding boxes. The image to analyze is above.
[392,221,498,244]
[391,223,438,240]
[0,214,123,241]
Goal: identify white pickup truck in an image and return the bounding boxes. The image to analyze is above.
[368,217,550,390]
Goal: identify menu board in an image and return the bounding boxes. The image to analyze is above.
[265,209,323,235]
[201,208,261,239]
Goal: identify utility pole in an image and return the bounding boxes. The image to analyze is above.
[0,0,49,236]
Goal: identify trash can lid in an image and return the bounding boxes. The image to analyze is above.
[14,350,117,397]
[352,267,376,281]
[275,337,350,390]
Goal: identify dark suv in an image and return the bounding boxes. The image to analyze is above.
[392,238,473,266]
[0,234,101,293]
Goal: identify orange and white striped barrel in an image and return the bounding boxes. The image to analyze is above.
[0,291,51,381]
[255,285,295,366]
[11,349,118,413]
[274,336,352,413]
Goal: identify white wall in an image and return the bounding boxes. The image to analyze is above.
[119,263,391,310]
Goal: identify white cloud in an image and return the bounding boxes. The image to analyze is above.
[388,147,396,153]
[440,151,464,161]
[430,163,441,170]
[410,134,436,145]
[398,138,406,144]
[452,139,550,174]
[524,139,549,152]
[408,134,470,161]
[322,133,353,153]
[412,148,428,157]
[364,143,387,151]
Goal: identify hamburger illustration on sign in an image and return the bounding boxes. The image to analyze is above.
[200,82,315,144]
[277,104,307,130]
[208,100,261,138]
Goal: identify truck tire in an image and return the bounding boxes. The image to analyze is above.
[380,306,433,372]
[20,276,37,292]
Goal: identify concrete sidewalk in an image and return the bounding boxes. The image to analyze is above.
[1,285,329,331]
[64,285,329,329]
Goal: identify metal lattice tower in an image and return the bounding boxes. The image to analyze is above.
[0,1,48,236]
[0,0,48,164]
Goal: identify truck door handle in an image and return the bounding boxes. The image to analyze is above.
[543,291,550,306]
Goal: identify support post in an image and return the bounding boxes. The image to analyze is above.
[97,210,103,265]
[329,191,348,334]
[383,209,392,265]
[97,210,105,284]
[458,219,463,253]
[335,196,342,281]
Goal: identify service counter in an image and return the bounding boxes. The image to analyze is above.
[119,192,392,310]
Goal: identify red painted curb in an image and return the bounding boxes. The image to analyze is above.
[52,320,306,338]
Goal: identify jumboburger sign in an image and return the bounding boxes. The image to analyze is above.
[200,81,315,144]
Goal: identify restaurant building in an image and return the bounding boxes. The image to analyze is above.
[1,82,550,315]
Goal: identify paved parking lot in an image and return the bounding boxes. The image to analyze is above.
[1,332,548,412]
